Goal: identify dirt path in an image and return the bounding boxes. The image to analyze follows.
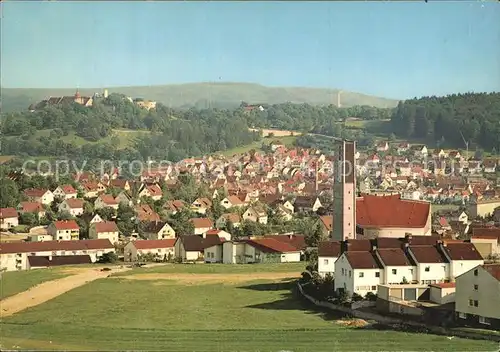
[0,267,131,318]
[116,271,300,285]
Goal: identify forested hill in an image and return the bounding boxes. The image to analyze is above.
[1,82,399,112]
[391,93,500,152]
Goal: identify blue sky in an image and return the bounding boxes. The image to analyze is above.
[2,1,499,99]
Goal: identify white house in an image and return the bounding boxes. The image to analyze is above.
[140,221,176,240]
[52,185,78,199]
[138,184,163,201]
[242,206,268,224]
[24,189,54,205]
[58,198,84,217]
[47,220,80,241]
[220,195,245,209]
[174,235,221,262]
[440,243,484,280]
[318,241,341,278]
[0,208,19,230]
[191,198,212,215]
[190,218,213,236]
[28,234,54,242]
[334,251,383,297]
[375,248,417,284]
[124,239,175,262]
[89,221,119,245]
[0,239,115,271]
[94,194,119,210]
[407,245,449,285]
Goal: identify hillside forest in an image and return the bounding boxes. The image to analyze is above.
[1,92,499,165]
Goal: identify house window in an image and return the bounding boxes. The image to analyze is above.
[349,270,352,278]
[359,272,364,278]
[371,286,377,290]
[474,269,478,276]
[469,299,474,307]
[479,317,490,325]
[323,259,329,265]
[474,284,478,291]
[425,266,430,272]
[375,272,380,278]
[458,312,467,319]
[474,300,479,307]
[392,269,397,275]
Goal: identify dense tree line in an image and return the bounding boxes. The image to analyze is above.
[1,93,260,161]
[391,93,500,152]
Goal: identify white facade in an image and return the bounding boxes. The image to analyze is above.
[28,234,53,242]
[58,201,84,216]
[449,259,484,281]
[124,242,174,262]
[318,256,337,278]
[204,244,223,263]
[334,253,383,296]
[53,186,77,199]
[382,265,417,285]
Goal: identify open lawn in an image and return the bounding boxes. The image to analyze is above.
[220,135,297,156]
[1,264,497,351]
[0,268,69,300]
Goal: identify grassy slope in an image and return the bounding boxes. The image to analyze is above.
[220,135,297,156]
[0,264,496,352]
[0,269,69,300]
[1,83,399,112]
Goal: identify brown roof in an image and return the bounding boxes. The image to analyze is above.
[0,239,113,254]
[319,215,332,231]
[356,194,430,229]
[177,235,212,252]
[190,218,213,229]
[409,245,448,264]
[24,188,49,197]
[140,221,170,234]
[482,264,500,281]
[28,255,92,267]
[318,241,341,257]
[345,239,372,252]
[226,195,244,205]
[443,243,483,261]
[93,221,119,233]
[146,184,163,197]
[99,194,118,205]
[376,238,403,249]
[264,234,306,251]
[245,238,299,253]
[220,213,241,223]
[431,282,456,289]
[19,202,44,213]
[0,207,18,219]
[53,220,79,230]
[376,248,413,266]
[133,239,176,249]
[60,184,77,194]
[406,235,441,246]
[65,198,84,209]
[344,251,382,269]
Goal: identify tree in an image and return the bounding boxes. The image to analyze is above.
[0,178,20,207]
[19,212,38,227]
[98,252,118,264]
[96,207,116,221]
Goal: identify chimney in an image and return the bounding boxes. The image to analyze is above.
[404,233,412,244]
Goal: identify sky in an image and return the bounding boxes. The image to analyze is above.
[2,1,499,99]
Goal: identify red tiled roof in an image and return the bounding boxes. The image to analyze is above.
[0,207,18,219]
[356,194,430,229]
[24,188,49,197]
[376,248,413,266]
[53,220,79,230]
[146,184,163,196]
[99,194,118,205]
[133,239,176,249]
[482,264,500,281]
[345,239,372,252]
[0,239,113,254]
[190,218,213,229]
[265,234,306,251]
[65,198,84,209]
[19,202,44,213]
[345,251,382,269]
[245,238,299,253]
[60,184,77,194]
[318,241,341,257]
[319,215,332,231]
[93,221,119,233]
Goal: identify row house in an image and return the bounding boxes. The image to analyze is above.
[124,239,176,262]
[47,220,80,241]
[0,239,115,271]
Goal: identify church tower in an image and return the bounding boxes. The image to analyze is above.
[331,139,357,241]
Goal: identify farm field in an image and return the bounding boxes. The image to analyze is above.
[220,135,297,156]
[1,264,497,351]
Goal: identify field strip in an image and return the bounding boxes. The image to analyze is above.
[0,267,131,318]
[114,271,301,284]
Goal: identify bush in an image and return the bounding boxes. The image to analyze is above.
[98,252,118,264]
[365,292,377,301]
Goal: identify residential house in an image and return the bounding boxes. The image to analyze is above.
[140,221,176,240]
[222,237,301,264]
[429,282,456,305]
[191,197,212,215]
[467,198,500,219]
[18,202,46,219]
[203,234,227,263]
[375,248,416,284]
[115,191,133,207]
[441,242,484,280]
[89,221,119,245]
[190,218,214,236]
[455,264,500,330]
[135,204,161,222]
[94,194,119,210]
[52,185,78,199]
[407,245,449,285]
[318,215,333,236]
[174,235,219,262]
[80,181,102,198]
[47,220,80,241]
[138,184,163,201]
[24,188,54,205]
[27,255,92,269]
[220,195,245,209]
[216,213,242,229]
[0,239,114,271]
[334,251,383,297]
[318,241,341,278]
[124,239,175,262]
[293,196,322,213]
[28,234,53,242]
[376,141,389,152]
[242,206,268,224]
[205,229,232,241]
[470,227,500,258]
[109,179,131,192]
[164,200,186,215]
[483,158,498,174]
[58,198,84,217]
[0,208,18,230]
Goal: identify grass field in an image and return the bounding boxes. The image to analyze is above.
[0,268,69,300]
[220,135,297,156]
[1,264,497,351]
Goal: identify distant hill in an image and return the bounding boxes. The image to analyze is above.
[1,82,399,112]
